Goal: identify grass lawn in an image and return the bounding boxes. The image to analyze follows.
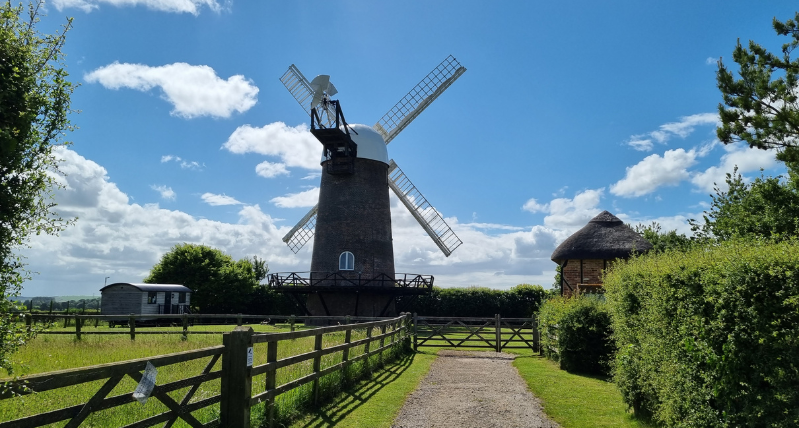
[511,353,657,428]
[289,349,437,428]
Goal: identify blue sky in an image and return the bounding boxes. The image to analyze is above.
[22,0,796,296]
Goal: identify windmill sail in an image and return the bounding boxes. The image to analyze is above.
[281,205,318,254]
[387,160,462,256]
[373,55,466,144]
[280,65,335,127]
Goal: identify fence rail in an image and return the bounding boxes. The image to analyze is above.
[0,346,224,427]
[413,314,540,353]
[18,313,396,340]
[0,314,411,428]
[1,313,537,427]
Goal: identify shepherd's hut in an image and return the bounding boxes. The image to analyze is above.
[551,211,652,296]
[100,283,192,316]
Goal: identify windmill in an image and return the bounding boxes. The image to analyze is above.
[269,55,466,318]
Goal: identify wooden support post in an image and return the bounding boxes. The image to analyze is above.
[289,315,295,332]
[265,340,278,428]
[495,314,501,353]
[364,326,373,376]
[129,314,135,340]
[237,313,243,326]
[24,314,31,332]
[342,327,352,383]
[379,324,387,366]
[75,315,81,341]
[312,333,323,404]
[182,313,189,340]
[220,326,254,428]
[345,315,351,325]
[94,315,99,328]
[49,300,53,314]
[533,317,541,355]
[413,313,418,352]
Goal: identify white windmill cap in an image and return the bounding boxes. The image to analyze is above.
[320,123,389,165]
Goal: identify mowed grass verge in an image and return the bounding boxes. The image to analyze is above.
[289,349,437,428]
[510,353,657,428]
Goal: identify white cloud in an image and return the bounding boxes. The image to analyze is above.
[522,189,605,232]
[22,148,299,296]
[85,62,258,119]
[201,193,242,206]
[161,154,204,170]
[611,149,698,197]
[522,198,547,213]
[691,143,778,193]
[626,113,718,151]
[270,188,319,208]
[52,0,224,15]
[223,122,322,171]
[255,161,290,178]
[151,185,176,201]
[706,57,719,65]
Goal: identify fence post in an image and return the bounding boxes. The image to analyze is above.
[378,324,387,366]
[221,326,253,428]
[182,313,189,340]
[129,314,135,340]
[237,313,242,326]
[342,326,352,382]
[24,314,31,332]
[266,339,278,428]
[364,326,373,376]
[495,314,501,353]
[533,316,541,355]
[412,313,418,351]
[94,315,99,328]
[344,315,351,325]
[75,315,81,341]
[289,315,295,332]
[312,332,323,404]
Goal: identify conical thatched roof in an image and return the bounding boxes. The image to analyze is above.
[551,211,652,263]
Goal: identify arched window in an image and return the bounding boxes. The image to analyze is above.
[339,251,354,271]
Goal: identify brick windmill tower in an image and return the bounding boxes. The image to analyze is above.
[269,56,466,318]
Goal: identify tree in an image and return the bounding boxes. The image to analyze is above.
[0,1,74,375]
[635,222,693,253]
[716,12,799,180]
[144,243,263,313]
[690,167,799,241]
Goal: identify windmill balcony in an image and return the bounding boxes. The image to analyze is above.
[267,271,434,295]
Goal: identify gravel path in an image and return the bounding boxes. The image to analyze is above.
[392,350,560,428]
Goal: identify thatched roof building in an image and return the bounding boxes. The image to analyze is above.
[551,211,652,296]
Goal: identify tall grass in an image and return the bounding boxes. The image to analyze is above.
[0,321,410,427]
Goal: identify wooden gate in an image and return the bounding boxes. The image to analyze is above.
[412,314,540,353]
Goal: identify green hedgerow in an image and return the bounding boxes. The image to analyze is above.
[604,238,799,427]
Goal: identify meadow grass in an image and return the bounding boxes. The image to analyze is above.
[1,321,410,428]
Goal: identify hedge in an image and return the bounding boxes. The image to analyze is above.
[603,239,799,427]
[396,284,546,318]
[538,294,613,375]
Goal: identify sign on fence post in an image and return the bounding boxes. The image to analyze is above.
[220,326,254,428]
[132,362,158,404]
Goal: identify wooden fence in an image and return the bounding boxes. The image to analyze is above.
[413,314,540,353]
[18,313,392,340]
[0,314,410,428]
